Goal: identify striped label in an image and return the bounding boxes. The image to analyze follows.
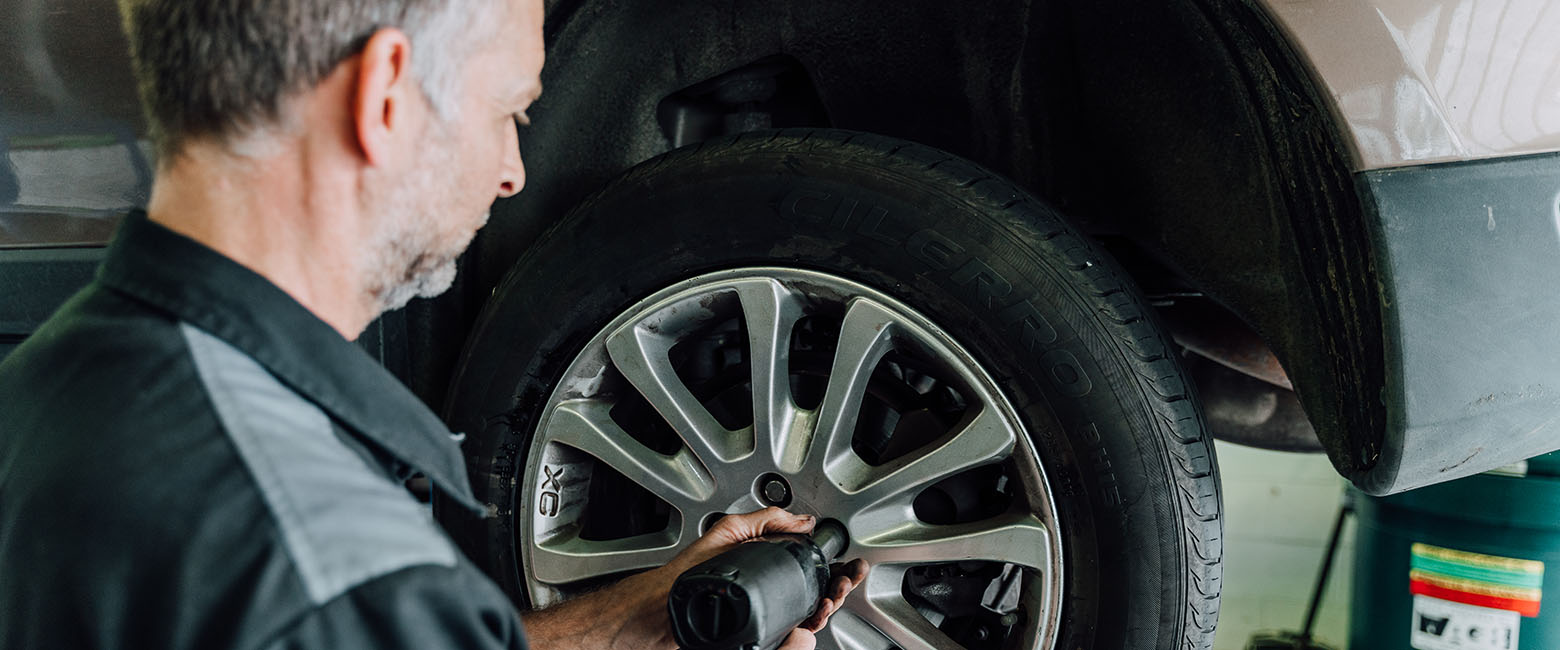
[1410,543,1544,617]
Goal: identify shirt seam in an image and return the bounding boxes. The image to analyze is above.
[179,322,330,602]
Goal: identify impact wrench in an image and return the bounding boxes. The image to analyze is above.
[668,518,851,650]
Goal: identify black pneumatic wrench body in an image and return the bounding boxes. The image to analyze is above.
[668,519,850,650]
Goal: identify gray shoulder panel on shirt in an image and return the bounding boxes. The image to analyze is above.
[180,323,456,605]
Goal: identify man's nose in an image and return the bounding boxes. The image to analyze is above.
[497,119,526,198]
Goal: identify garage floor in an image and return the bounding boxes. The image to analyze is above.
[1214,440,1356,650]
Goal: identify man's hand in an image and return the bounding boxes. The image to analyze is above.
[521,507,869,650]
[661,508,871,650]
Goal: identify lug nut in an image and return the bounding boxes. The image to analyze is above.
[762,479,788,504]
[755,473,792,507]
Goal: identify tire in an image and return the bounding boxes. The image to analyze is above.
[442,129,1223,650]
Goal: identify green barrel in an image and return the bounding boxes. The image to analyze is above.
[1351,456,1560,650]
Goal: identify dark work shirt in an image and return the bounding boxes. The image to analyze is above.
[0,211,528,649]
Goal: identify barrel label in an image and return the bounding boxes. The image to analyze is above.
[1411,595,1518,650]
[1410,543,1544,617]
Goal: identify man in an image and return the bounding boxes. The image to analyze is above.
[0,0,863,648]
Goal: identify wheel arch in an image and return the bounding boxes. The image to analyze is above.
[461,0,1385,481]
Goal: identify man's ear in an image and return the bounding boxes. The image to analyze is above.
[352,28,417,167]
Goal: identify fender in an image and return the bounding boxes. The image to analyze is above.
[489,0,1386,482]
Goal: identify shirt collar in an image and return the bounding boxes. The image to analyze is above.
[96,210,488,518]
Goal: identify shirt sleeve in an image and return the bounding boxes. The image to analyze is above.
[261,562,528,650]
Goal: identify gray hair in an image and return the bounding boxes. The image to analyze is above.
[118,0,495,161]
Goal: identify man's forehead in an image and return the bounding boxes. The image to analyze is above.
[495,40,544,102]
[468,1,544,98]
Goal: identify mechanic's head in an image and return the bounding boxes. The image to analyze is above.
[117,0,544,316]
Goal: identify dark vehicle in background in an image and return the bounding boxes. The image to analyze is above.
[5,1,1560,649]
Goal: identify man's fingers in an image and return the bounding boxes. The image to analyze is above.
[804,559,870,631]
[671,507,818,574]
[777,628,818,650]
[707,506,815,544]
[826,559,870,600]
[842,558,869,583]
[825,577,851,603]
[800,598,837,632]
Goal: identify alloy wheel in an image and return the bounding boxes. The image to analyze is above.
[519,268,1064,650]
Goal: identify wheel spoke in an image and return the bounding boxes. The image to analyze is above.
[606,322,747,465]
[531,531,679,584]
[734,279,807,470]
[546,400,715,510]
[839,567,956,650]
[811,298,898,471]
[819,607,903,650]
[843,405,1017,508]
[854,515,1054,570]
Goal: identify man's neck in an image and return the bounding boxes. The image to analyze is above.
[144,145,376,340]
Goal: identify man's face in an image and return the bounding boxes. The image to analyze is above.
[364,0,545,314]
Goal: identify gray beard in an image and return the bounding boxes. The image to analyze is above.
[365,207,487,315]
[372,249,459,313]
[360,115,484,317]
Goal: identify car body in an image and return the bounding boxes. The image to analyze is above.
[5,0,1558,496]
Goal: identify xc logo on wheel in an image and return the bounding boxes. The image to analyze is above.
[538,465,564,517]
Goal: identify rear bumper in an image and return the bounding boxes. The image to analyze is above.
[1359,151,1560,494]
